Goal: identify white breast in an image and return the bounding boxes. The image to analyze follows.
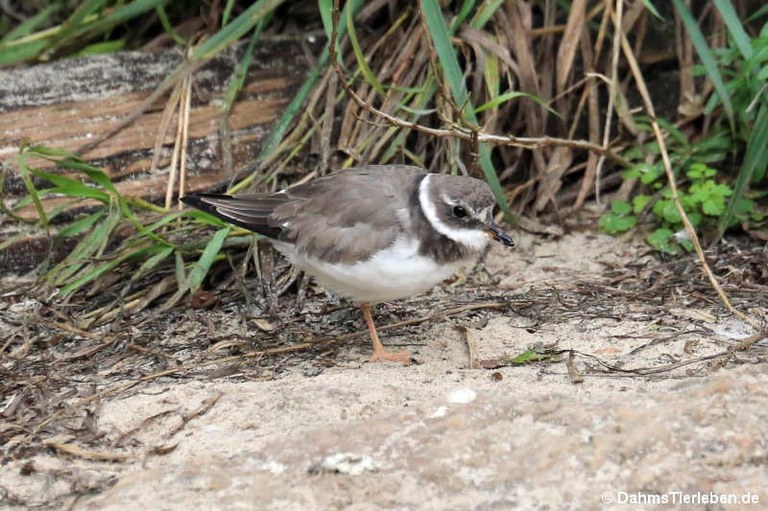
[274,237,472,304]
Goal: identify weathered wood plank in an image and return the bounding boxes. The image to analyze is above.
[0,41,314,276]
[0,42,310,216]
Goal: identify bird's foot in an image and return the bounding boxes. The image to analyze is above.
[369,348,412,365]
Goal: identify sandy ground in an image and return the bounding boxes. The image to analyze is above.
[1,232,766,510]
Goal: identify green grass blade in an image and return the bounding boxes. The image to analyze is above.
[671,0,735,131]
[221,18,270,111]
[61,0,170,48]
[16,151,49,229]
[473,90,559,116]
[454,0,477,31]
[347,5,386,96]
[75,40,125,56]
[0,40,48,66]
[186,227,230,292]
[49,199,122,285]
[222,0,237,26]
[59,211,106,237]
[719,101,768,232]
[382,1,485,163]
[135,211,185,237]
[640,0,664,20]
[0,231,33,252]
[713,0,752,60]
[30,169,111,203]
[191,0,285,61]
[419,0,512,222]
[174,250,188,291]
[746,4,768,22]
[131,244,175,282]
[184,209,230,227]
[59,244,158,297]
[50,0,108,45]
[421,0,469,106]
[469,0,505,29]
[229,0,365,193]
[156,5,186,45]
[319,0,335,54]
[0,4,60,43]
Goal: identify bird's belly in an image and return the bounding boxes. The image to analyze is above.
[280,238,472,304]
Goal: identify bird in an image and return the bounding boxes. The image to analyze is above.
[181,164,514,364]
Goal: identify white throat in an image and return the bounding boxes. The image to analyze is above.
[418,175,490,251]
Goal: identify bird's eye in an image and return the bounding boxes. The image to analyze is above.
[452,205,468,218]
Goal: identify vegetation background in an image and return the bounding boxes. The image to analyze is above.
[0,0,766,302]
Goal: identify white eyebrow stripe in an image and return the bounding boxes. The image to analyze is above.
[419,175,489,251]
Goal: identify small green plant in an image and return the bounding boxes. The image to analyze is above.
[599,160,761,254]
[602,2,767,253]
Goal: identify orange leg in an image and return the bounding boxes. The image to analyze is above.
[360,303,411,364]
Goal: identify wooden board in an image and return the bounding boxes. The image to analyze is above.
[0,42,310,217]
[0,41,312,275]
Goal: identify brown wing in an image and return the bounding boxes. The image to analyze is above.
[274,165,425,264]
[182,165,426,265]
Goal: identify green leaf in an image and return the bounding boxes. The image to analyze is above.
[318,0,333,41]
[220,18,270,112]
[59,246,150,297]
[686,162,716,179]
[701,197,728,216]
[635,163,663,185]
[691,131,731,163]
[652,200,681,224]
[185,209,229,227]
[229,0,366,193]
[611,200,632,215]
[0,39,48,66]
[469,0,505,29]
[599,212,636,234]
[690,180,731,216]
[656,117,689,148]
[507,350,550,364]
[632,194,652,213]
[156,5,187,44]
[50,0,170,55]
[49,199,122,286]
[647,228,678,254]
[679,238,694,252]
[687,212,703,227]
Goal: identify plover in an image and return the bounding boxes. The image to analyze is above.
[182,164,514,363]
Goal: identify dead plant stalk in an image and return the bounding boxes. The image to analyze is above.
[615,14,760,331]
[328,1,630,168]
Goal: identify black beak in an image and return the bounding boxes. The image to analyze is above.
[484,223,515,248]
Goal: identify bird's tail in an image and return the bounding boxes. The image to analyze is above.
[181,193,287,239]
